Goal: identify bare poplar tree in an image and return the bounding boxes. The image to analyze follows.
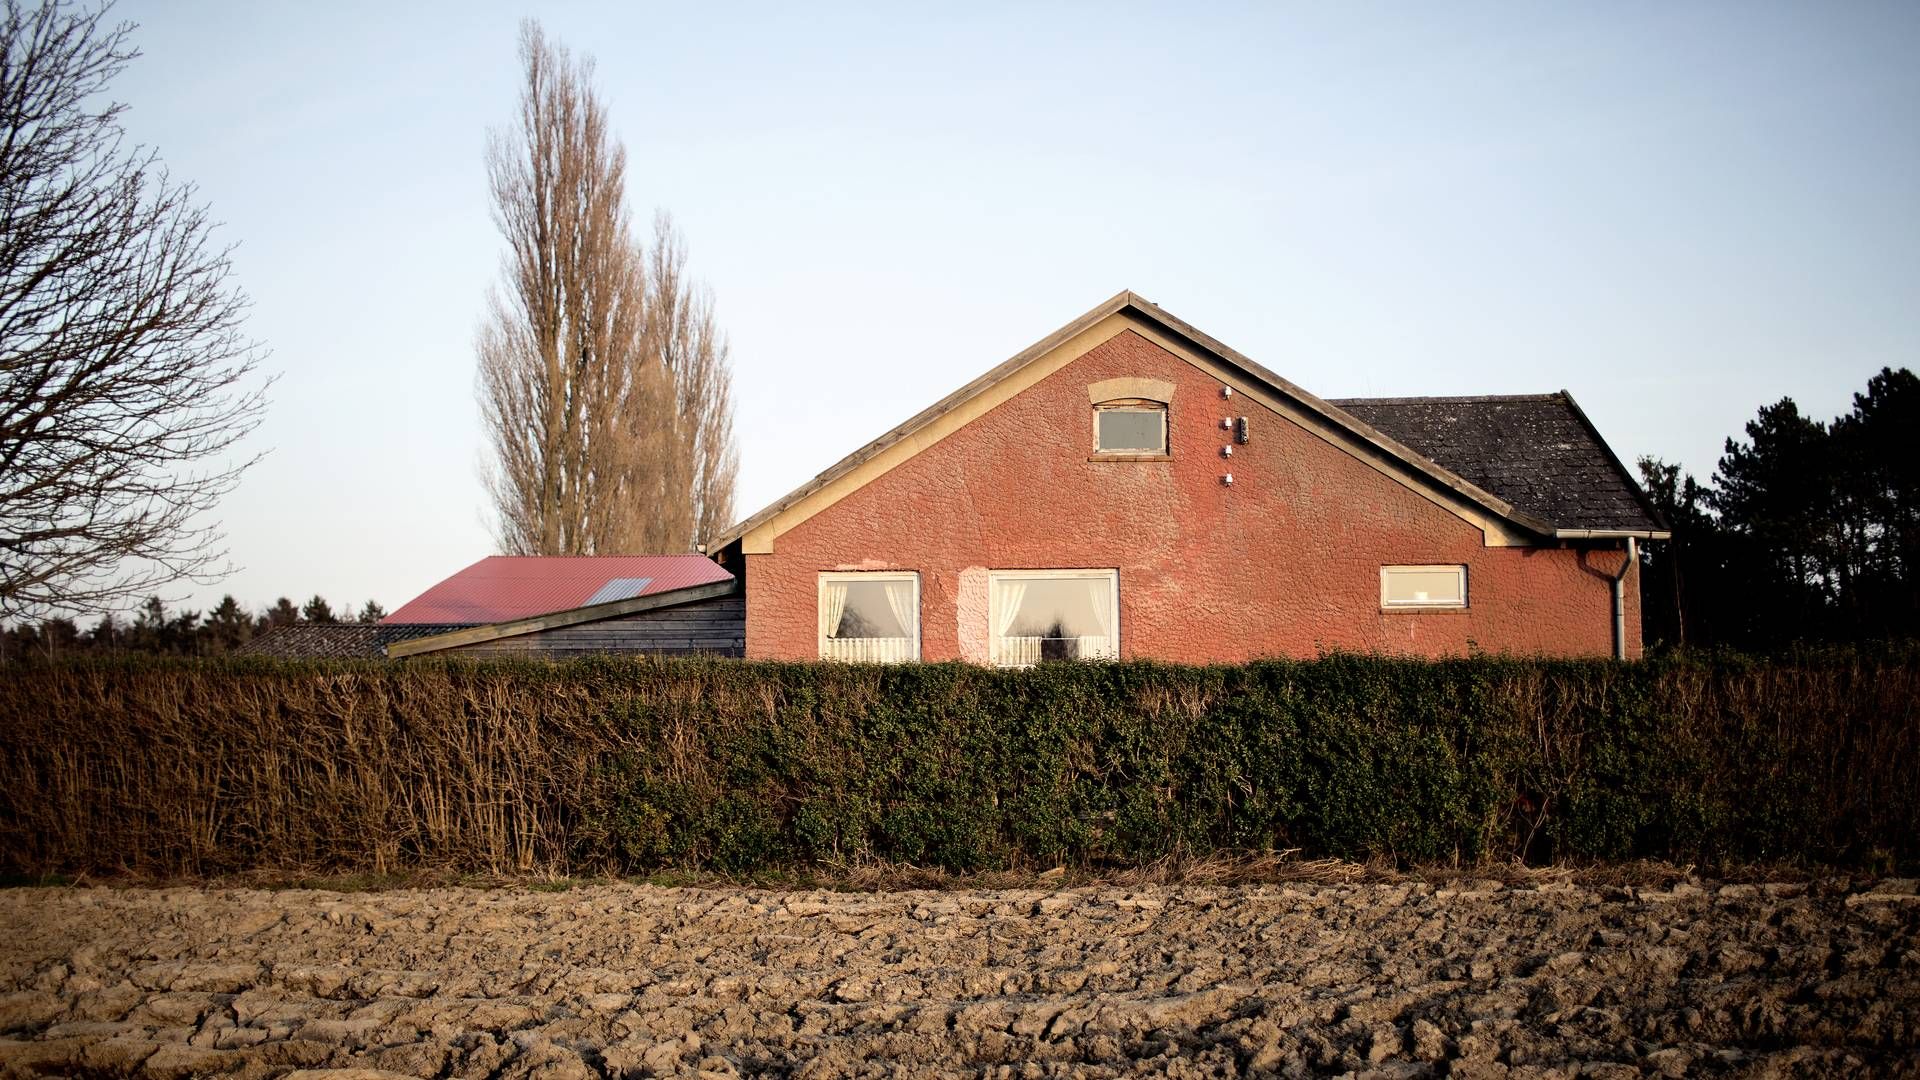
[645,213,738,546]
[0,0,266,619]
[478,21,736,556]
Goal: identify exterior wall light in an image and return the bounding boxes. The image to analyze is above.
[1222,472,1234,486]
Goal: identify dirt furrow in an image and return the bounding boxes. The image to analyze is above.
[0,879,1915,1077]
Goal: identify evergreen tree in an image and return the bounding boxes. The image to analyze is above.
[1636,457,1723,648]
[1709,399,1839,644]
[1639,367,1919,651]
[130,596,168,651]
[204,595,253,653]
[301,596,337,623]
[0,616,78,659]
[45,617,81,653]
[1833,368,1920,636]
[262,597,300,630]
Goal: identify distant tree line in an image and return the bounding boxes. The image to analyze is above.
[1638,366,1918,651]
[1,595,385,659]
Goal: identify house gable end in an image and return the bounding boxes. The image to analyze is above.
[722,294,1555,555]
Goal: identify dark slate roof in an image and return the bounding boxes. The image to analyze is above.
[239,623,473,659]
[1328,393,1664,533]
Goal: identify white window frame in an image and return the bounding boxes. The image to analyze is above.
[987,569,1120,667]
[1092,399,1168,456]
[1380,565,1468,610]
[818,571,921,662]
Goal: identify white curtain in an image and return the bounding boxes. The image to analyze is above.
[882,580,916,644]
[1086,577,1113,638]
[819,581,849,640]
[993,579,1028,637]
[992,579,1030,666]
[1084,575,1115,659]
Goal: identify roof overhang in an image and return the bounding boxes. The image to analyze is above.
[385,578,739,658]
[709,290,1566,555]
[1553,528,1672,541]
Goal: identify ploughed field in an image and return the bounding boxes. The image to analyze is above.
[0,879,1915,1079]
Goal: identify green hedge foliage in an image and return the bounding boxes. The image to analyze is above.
[0,648,1913,877]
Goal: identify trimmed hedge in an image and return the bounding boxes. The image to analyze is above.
[0,649,1914,877]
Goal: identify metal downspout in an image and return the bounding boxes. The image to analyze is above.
[1611,537,1639,660]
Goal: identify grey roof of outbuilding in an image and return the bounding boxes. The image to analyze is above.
[238,623,473,660]
[1328,393,1665,533]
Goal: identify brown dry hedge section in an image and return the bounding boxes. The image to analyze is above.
[0,649,1915,878]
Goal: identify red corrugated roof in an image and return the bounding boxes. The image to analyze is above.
[383,555,734,625]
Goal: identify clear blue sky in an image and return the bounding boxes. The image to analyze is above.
[111,0,1919,616]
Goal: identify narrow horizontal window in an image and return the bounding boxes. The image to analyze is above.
[1381,565,1467,609]
[989,569,1119,667]
[819,572,919,662]
[1094,399,1167,455]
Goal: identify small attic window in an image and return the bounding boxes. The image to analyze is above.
[1093,399,1167,457]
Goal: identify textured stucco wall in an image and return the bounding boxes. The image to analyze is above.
[746,329,1641,662]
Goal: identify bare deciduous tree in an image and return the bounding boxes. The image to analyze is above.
[644,213,737,546]
[479,21,737,557]
[0,0,266,619]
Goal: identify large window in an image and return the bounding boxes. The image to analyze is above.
[989,570,1119,666]
[1380,565,1467,609]
[819,572,919,662]
[1093,399,1167,456]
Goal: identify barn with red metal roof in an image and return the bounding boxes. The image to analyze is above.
[382,555,734,625]
[245,554,741,660]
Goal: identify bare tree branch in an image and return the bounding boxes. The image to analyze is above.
[0,0,268,619]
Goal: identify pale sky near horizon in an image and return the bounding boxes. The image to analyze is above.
[98,0,1919,617]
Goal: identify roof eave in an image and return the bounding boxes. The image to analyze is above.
[1554,388,1673,535]
[1553,528,1673,541]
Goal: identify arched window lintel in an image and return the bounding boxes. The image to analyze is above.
[1087,377,1174,405]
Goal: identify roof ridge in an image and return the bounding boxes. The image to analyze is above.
[1328,393,1567,406]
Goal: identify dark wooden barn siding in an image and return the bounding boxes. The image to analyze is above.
[448,595,744,658]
